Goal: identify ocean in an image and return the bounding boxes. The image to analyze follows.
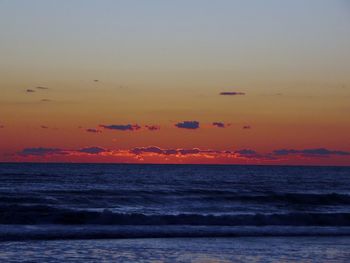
[1,163,350,262]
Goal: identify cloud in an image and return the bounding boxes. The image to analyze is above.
[100,124,141,131]
[0,125,4,129]
[19,147,68,156]
[212,122,229,128]
[220,92,245,96]
[40,125,49,129]
[235,149,258,155]
[130,147,220,157]
[175,121,200,129]
[41,99,52,102]
[273,148,350,157]
[25,86,49,96]
[78,147,106,154]
[130,147,206,156]
[16,146,350,163]
[233,149,270,159]
[145,125,160,131]
[243,125,251,129]
[178,148,201,155]
[130,146,166,155]
[18,146,108,157]
[163,149,178,155]
[128,147,271,161]
[86,128,101,133]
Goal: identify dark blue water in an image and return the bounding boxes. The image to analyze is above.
[1,163,350,240]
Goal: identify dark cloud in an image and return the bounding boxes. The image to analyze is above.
[178,148,201,155]
[130,147,215,156]
[78,147,106,154]
[19,147,67,156]
[41,99,52,102]
[131,146,166,155]
[163,149,178,155]
[234,149,269,159]
[17,145,350,161]
[273,149,298,156]
[175,121,200,129]
[40,125,49,129]
[129,147,271,160]
[145,125,160,131]
[235,149,258,155]
[243,125,251,129]
[100,124,141,131]
[86,128,101,133]
[212,122,228,128]
[220,92,245,96]
[0,125,4,129]
[273,148,350,157]
[18,146,107,157]
[26,87,48,95]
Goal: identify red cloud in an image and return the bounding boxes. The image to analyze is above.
[15,146,350,165]
[86,128,101,133]
[145,125,160,131]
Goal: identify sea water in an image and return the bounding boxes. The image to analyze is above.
[0,163,350,262]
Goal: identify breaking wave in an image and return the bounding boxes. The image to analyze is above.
[1,204,350,226]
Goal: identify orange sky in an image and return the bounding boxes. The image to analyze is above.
[0,1,349,165]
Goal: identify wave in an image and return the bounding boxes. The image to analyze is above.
[1,225,350,241]
[1,204,350,226]
[222,192,350,205]
[55,190,350,206]
[2,191,350,206]
[0,172,54,177]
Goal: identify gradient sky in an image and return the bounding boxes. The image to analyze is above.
[0,0,349,165]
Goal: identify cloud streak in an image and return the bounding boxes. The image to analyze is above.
[130,147,218,157]
[145,125,160,131]
[175,121,200,129]
[100,124,141,131]
[86,128,101,133]
[16,146,349,165]
[78,147,107,154]
[212,122,230,128]
[18,147,68,156]
[220,92,245,96]
[273,148,350,157]
[18,146,108,156]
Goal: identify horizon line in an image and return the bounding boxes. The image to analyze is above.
[1,161,349,168]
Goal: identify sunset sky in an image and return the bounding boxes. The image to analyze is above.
[0,0,349,165]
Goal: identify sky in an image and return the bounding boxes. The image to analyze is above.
[0,0,349,165]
